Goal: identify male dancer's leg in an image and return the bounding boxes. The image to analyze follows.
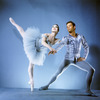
[74,61,95,94]
[39,59,71,90]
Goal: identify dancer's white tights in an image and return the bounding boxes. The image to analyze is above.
[28,62,34,92]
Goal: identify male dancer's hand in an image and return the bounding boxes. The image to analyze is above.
[48,50,57,55]
[77,57,85,62]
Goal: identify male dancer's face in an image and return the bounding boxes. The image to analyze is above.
[66,23,75,34]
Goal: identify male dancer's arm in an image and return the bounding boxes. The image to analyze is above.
[77,35,89,61]
[48,37,66,55]
[82,35,89,59]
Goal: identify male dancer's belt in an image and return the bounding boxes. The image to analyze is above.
[74,57,77,64]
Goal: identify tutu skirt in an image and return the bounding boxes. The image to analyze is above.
[23,27,48,66]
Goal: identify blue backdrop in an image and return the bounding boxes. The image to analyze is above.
[0,0,100,90]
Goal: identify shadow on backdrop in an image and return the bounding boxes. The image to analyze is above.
[13,29,23,44]
[89,45,100,89]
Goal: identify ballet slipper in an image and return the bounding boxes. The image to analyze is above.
[28,80,34,92]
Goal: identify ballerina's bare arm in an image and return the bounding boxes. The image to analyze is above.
[41,34,56,51]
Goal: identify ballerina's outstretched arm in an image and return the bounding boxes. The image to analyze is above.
[9,17,25,38]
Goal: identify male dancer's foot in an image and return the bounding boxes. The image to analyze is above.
[86,89,93,94]
[39,85,49,90]
[85,89,97,96]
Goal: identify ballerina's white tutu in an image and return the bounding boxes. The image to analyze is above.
[23,27,51,66]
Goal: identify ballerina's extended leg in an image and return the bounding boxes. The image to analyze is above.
[9,17,25,38]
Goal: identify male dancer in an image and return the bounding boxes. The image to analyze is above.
[39,21,95,95]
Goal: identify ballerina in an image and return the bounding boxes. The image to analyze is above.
[9,17,59,92]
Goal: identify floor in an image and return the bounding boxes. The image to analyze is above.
[0,88,100,100]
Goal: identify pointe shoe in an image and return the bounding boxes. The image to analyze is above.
[28,80,34,92]
[31,83,34,92]
[9,17,16,25]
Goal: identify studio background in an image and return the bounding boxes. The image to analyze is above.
[0,0,100,90]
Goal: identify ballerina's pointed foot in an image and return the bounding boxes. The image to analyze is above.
[31,83,34,92]
[28,80,34,92]
[9,17,16,25]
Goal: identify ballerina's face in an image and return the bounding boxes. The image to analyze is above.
[52,25,59,33]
